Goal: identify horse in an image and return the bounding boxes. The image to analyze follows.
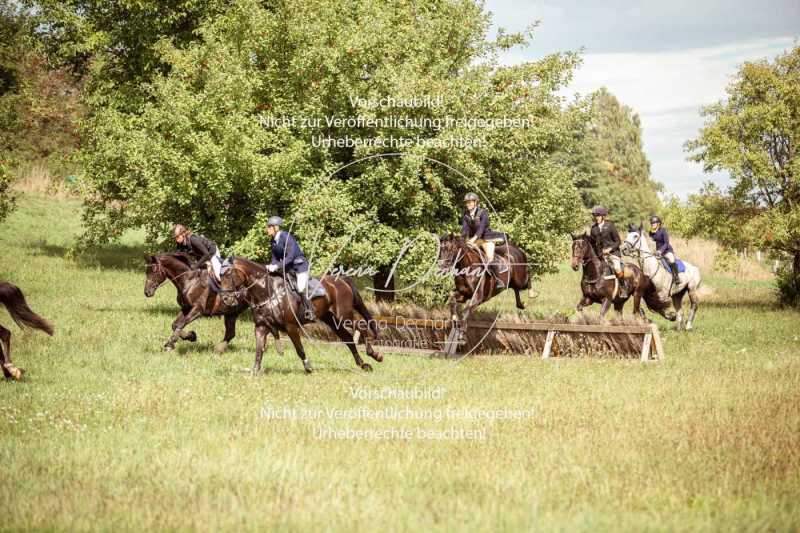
[143,252,279,353]
[437,234,531,326]
[219,259,382,374]
[0,282,54,380]
[570,233,660,319]
[620,226,702,330]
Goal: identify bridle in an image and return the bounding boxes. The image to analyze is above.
[219,266,274,309]
[573,238,602,284]
[623,232,663,281]
[146,260,193,291]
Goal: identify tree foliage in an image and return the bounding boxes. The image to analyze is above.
[37,0,591,301]
[686,45,800,304]
[574,87,662,226]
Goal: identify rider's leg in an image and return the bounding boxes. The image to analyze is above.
[610,254,628,298]
[296,270,315,321]
[665,251,680,285]
[210,253,223,281]
[481,240,505,287]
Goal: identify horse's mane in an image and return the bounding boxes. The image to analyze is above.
[156,251,193,268]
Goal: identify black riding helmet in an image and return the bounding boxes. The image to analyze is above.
[650,215,662,225]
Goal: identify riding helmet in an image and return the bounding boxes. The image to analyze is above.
[266,215,283,227]
[464,192,479,202]
[591,206,608,216]
[650,215,662,224]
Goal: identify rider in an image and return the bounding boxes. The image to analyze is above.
[461,192,506,287]
[265,216,315,322]
[173,224,222,281]
[649,215,680,286]
[589,206,628,298]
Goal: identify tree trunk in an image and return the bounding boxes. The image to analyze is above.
[373,265,395,302]
[793,251,800,292]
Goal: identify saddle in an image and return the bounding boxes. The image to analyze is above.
[660,258,686,274]
[206,257,236,294]
[279,271,327,300]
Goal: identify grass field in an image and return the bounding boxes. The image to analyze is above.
[1,194,799,531]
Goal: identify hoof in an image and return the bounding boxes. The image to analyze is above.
[361,363,373,372]
[4,365,24,380]
[185,331,198,343]
[303,362,313,374]
[251,367,260,377]
[370,352,383,363]
[162,344,174,352]
[214,342,228,354]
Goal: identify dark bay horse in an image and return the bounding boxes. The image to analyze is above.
[438,234,531,324]
[570,233,659,319]
[219,259,381,374]
[0,282,54,380]
[144,253,272,353]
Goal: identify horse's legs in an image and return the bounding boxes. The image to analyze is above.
[172,309,197,342]
[355,318,382,362]
[448,292,460,322]
[576,296,591,314]
[613,300,625,314]
[286,324,313,373]
[164,307,203,351]
[513,288,525,310]
[599,298,612,319]
[672,294,684,331]
[321,313,371,371]
[686,289,699,331]
[0,324,23,380]
[252,322,267,376]
[215,312,237,354]
[272,328,284,356]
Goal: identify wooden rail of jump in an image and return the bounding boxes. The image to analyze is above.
[366,315,664,361]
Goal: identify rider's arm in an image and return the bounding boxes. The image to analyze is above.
[278,233,300,269]
[190,235,213,266]
[657,228,670,254]
[461,215,470,238]
[474,210,488,239]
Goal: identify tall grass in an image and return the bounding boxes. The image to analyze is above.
[1,194,798,531]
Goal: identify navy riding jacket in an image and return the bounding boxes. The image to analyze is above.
[649,227,674,255]
[270,231,309,273]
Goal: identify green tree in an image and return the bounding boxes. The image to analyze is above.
[53,0,588,302]
[575,87,662,226]
[686,45,800,304]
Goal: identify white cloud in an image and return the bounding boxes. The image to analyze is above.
[563,37,796,197]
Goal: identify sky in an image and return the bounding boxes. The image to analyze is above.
[485,0,800,198]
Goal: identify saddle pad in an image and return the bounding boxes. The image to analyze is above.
[306,277,327,300]
[660,258,686,273]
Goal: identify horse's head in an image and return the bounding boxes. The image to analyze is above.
[621,223,644,256]
[144,254,166,297]
[437,233,464,272]
[219,264,248,307]
[570,233,594,271]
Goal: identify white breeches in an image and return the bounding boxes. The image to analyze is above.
[210,253,222,279]
[608,255,622,273]
[296,270,309,293]
[473,239,495,262]
[664,252,676,263]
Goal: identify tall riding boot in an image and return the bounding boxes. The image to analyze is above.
[489,259,505,288]
[669,262,680,287]
[300,293,316,322]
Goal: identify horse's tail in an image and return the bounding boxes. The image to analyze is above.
[343,277,379,337]
[0,282,54,335]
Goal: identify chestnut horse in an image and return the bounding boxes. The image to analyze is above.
[0,282,53,380]
[219,259,381,374]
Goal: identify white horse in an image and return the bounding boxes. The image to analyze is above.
[620,226,702,330]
